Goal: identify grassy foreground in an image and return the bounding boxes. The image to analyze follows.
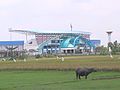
[0,70,120,90]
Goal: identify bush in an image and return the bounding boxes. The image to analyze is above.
[35,54,42,58]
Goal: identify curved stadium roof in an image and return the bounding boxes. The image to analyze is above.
[9,29,91,35]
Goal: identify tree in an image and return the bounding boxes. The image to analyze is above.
[108,40,120,55]
[95,46,108,55]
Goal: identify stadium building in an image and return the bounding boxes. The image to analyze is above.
[9,29,100,55]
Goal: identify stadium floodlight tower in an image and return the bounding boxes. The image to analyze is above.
[106,31,112,43]
[106,31,113,58]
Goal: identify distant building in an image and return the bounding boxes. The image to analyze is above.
[90,40,101,47]
[9,29,99,55]
[0,41,24,58]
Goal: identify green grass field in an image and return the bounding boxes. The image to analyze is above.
[0,55,120,90]
[0,70,120,90]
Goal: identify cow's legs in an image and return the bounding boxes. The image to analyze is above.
[79,75,81,79]
[76,73,78,79]
[85,75,87,79]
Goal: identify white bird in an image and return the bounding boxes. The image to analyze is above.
[24,59,26,62]
[61,57,64,61]
[2,58,6,61]
[13,59,16,62]
[56,56,59,60]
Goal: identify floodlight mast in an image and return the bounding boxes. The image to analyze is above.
[106,31,113,58]
[70,24,72,32]
[106,31,112,43]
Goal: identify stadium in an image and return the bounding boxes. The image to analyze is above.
[9,29,100,55]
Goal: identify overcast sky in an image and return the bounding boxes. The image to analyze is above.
[0,0,120,45]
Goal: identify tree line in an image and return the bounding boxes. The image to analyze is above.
[95,40,120,55]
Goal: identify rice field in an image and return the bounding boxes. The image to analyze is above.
[0,55,120,71]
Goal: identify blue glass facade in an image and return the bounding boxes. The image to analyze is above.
[90,40,101,47]
[0,41,24,45]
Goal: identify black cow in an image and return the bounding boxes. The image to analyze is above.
[75,68,96,79]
